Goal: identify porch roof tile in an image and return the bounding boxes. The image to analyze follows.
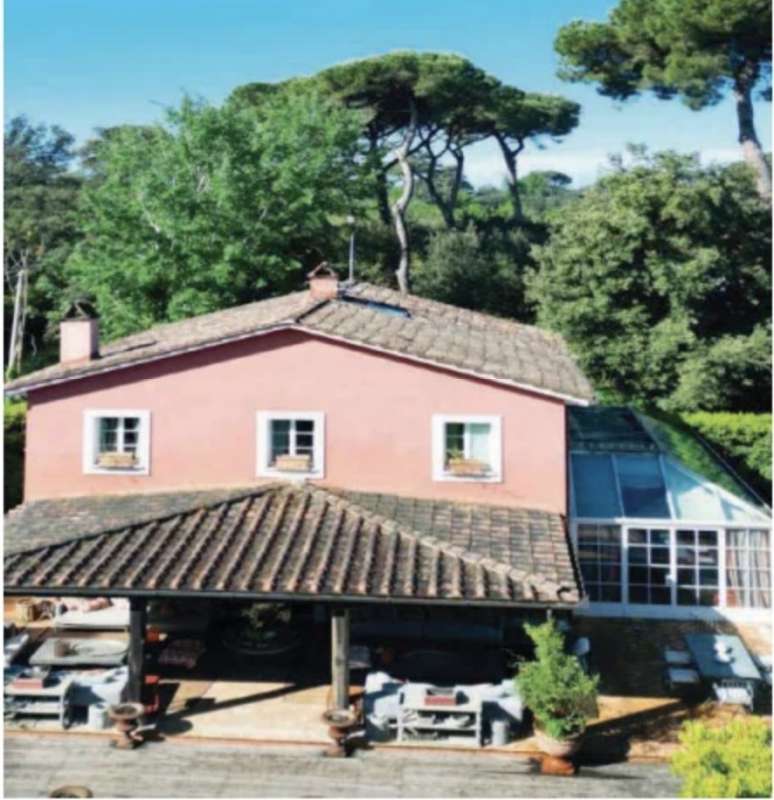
[4,484,580,608]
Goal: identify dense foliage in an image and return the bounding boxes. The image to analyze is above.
[529,151,771,411]
[671,718,772,798]
[66,90,369,339]
[517,620,599,740]
[4,117,82,373]
[4,400,25,511]
[681,411,772,486]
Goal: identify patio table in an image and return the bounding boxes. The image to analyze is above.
[683,634,761,683]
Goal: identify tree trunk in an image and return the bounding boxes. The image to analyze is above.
[495,134,523,219]
[423,141,456,230]
[6,267,27,378]
[734,81,771,203]
[392,101,418,294]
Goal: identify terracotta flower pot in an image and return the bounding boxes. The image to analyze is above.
[534,726,583,758]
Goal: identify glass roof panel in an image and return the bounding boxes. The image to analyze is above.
[615,454,671,518]
[568,406,658,452]
[721,496,770,524]
[661,459,723,521]
[571,453,622,518]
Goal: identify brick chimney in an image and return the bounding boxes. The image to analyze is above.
[307,262,339,301]
[60,300,100,364]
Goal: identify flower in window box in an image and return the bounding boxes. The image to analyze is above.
[97,451,137,469]
[274,453,312,472]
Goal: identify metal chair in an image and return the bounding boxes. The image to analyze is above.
[571,637,590,672]
[664,667,702,698]
[753,655,772,687]
[713,680,754,712]
[663,648,692,666]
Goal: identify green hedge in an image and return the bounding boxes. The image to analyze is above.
[4,400,25,512]
[680,412,771,501]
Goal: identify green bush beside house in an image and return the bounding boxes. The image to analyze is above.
[671,718,772,798]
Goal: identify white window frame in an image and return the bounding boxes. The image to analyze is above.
[571,518,772,620]
[82,409,151,476]
[256,411,325,480]
[431,414,502,483]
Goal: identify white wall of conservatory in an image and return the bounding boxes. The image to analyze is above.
[569,452,772,621]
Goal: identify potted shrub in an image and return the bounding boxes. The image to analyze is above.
[274,453,312,472]
[671,718,772,798]
[446,448,489,477]
[516,619,599,757]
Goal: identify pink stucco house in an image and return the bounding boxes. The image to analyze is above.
[5,266,768,711]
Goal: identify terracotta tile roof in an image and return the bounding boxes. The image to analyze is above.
[6,283,593,403]
[332,489,579,593]
[4,484,580,607]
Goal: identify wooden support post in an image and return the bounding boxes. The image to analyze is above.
[330,608,350,711]
[127,597,147,704]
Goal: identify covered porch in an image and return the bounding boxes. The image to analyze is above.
[4,483,579,748]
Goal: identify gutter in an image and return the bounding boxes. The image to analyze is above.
[3,584,581,611]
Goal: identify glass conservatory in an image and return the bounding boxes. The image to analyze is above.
[568,408,771,620]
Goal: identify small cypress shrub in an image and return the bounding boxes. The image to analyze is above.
[516,619,599,740]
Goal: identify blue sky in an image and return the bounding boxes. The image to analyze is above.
[5,0,771,186]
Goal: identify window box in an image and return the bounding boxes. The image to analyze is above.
[273,453,312,473]
[96,452,138,470]
[446,457,490,478]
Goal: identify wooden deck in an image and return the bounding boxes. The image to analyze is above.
[4,732,681,798]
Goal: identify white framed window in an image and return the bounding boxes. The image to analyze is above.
[257,411,325,479]
[432,414,502,482]
[83,409,151,475]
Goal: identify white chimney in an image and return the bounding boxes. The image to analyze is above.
[307,262,339,301]
[60,300,99,364]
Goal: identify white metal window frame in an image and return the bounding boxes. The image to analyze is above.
[82,409,151,476]
[431,414,502,483]
[256,410,325,480]
[571,517,772,621]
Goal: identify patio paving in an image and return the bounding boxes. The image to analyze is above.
[4,731,682,798]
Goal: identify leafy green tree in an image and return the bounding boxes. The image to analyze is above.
[313,52,496,292]
[67,91,369,339]
[518,171,576,220]
[4,117,82,374]
[528,151,771,411]
[555,0,772,201]
[233,54,580,289]
[413,226,532,318]
[671,718,772,798]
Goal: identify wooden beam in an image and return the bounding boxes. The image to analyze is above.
[127,596,147,704]
[330,608,350,711]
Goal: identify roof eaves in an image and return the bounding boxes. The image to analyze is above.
[5,299,593,405]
